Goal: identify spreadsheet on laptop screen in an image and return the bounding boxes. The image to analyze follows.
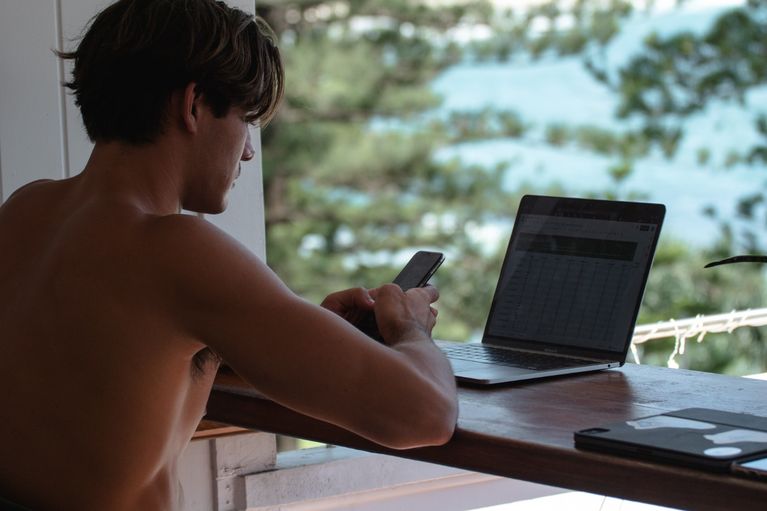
[486,213,658,352]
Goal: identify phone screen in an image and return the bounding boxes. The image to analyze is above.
[392,251,445,290]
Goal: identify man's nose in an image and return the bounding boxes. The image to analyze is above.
[241,130,255,161]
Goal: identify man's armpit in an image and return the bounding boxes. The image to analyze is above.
[191,347,222,378]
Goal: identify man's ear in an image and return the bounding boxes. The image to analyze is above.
[179,82,202,134]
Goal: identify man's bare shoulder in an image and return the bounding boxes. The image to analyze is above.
[144,213,262,267]
[143,213,293,310]
[1,179,56,211]
[7,178,55,198]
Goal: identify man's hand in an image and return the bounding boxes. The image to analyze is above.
[373,284,439,345]
[320,287,376,325]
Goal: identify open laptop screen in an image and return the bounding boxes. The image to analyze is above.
[484,195,665,356]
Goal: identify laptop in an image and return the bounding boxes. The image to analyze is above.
[438,194,665,385]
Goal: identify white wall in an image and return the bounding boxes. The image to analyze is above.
[0,0,67,196]
[0,0,265,259]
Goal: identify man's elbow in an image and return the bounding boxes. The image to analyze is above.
[415,408,458,448]
[378,393,458,450]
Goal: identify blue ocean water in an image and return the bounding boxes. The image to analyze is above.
[431,2,766,248]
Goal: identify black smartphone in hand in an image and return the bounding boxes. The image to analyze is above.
[357,250,445,341]
[392,250,445,291]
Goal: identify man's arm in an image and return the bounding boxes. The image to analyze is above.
[152,216,458,449]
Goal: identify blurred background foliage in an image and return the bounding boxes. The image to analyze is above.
[256,0,767,376]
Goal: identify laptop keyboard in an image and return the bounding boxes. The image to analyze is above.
[441,343,597,370]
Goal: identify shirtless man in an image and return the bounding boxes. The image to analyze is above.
[0,1,458,509]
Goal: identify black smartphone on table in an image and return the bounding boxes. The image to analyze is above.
[356,250,444,341]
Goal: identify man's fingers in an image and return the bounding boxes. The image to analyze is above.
[356,287,375,308]
[376,283,439,308]
[321,287,375,316]
[408,284,439,303]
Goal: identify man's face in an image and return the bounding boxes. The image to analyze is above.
[183,105,255,214]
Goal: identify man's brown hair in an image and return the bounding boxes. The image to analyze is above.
[58,0,284,144]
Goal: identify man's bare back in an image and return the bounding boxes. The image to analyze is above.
[0,176,223,509]
[0,2,458,509]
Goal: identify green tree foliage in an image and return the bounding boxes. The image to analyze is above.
[257,0,522,341]
[256,0,767,373]
[469,0,634,60]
